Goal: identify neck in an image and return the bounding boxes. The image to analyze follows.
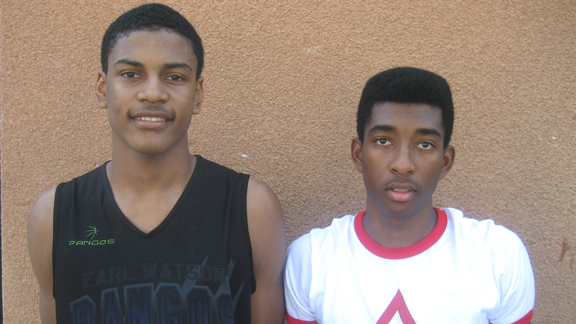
[363,202,437,249]
[107,138,195,193]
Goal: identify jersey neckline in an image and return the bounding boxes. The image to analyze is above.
[101,155,204,237]
[354,208,448,259]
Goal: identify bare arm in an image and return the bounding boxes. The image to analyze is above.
[246,177,286,324]
[28,187,57,324]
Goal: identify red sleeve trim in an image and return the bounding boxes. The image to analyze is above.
[489,310,533,324]
[286,313,318,324]
[354,208,448,259]
[511,309,533,324]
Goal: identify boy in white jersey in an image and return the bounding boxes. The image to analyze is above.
[285,67,535,324]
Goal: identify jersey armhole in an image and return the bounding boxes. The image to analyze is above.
[239,174,256,294]
[52,182,65,298]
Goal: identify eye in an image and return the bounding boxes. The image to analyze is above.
[417,142,435,150]
[375,138,391,146]
[121,71,140,79]
[166,74,185,82]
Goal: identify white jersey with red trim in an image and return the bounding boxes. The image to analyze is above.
[284,208,535,324]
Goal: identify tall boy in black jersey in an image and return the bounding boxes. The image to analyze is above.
[27,4,285,324]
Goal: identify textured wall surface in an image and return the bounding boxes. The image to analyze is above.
[1,0,575,322]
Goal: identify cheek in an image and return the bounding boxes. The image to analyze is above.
[105,90,122,110]
[361,160,384,186]
[364,151,388,171]
[423,162,444,182]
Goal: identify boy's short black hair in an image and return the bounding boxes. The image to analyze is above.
[357,67,454,147]
[101,3,204,80]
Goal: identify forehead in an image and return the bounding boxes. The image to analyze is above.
[109,29,197,67]
[368,102,443,133]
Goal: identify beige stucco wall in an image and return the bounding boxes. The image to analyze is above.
[1,0,575,322]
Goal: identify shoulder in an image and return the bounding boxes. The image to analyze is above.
[246,177,282,219]
[284,214,356,322]
[195,155,248,178]
[29,164,108,241]
[443,207,526,249]
[442,209,536,323]
[245,177,286,323]
[245,175,285,256]
[310,215,356,242]
[286,233,312,262]
[287,215,356,261]
[246,177,285,246]
[29,187,57,231]
[57,164,108,193]
[443,208,535,320]
[442,207,532,281]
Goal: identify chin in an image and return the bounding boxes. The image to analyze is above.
[376,200,425,219]
[129,142,173,155]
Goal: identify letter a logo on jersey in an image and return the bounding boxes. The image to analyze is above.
[377,290,416,324]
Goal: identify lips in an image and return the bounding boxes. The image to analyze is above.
[131,108,172,120]
[385,182,417,202]
[134,116,166,122]
[130,109,173,128]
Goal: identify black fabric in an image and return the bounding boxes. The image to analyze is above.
[53,155,254,324]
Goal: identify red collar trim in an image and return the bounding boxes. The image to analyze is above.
[354,208,448,259]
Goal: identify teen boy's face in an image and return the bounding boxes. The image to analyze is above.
[352,102,454,219]
[96,30,203,156]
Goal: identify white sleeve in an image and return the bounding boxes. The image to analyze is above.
[488,227,535,324]
[284,234,318,323]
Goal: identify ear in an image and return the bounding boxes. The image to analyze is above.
[351,137,364,173]
[95,69,107,109]
[192,76,204,115]
[439,145,455,180]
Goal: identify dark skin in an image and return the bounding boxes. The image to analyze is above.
[28,30,286,323]
[351,102,455,249]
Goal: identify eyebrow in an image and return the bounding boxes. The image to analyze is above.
[113,59,193,72]
[416,127,442,138]
[367,124,442,138]
[367,125,396,134]
[114,59,144,68]
[162,62,193,71]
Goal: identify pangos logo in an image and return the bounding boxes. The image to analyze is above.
[69,225,115,246]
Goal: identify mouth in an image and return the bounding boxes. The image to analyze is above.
[387,189,415,202]
[134,117,167,122]
[130,109,173,128]
[385,183,417,202]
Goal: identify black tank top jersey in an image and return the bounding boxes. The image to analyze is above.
[53,155,255,324]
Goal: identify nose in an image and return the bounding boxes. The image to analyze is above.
[390,144,415,175]
[137,76,168,103]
